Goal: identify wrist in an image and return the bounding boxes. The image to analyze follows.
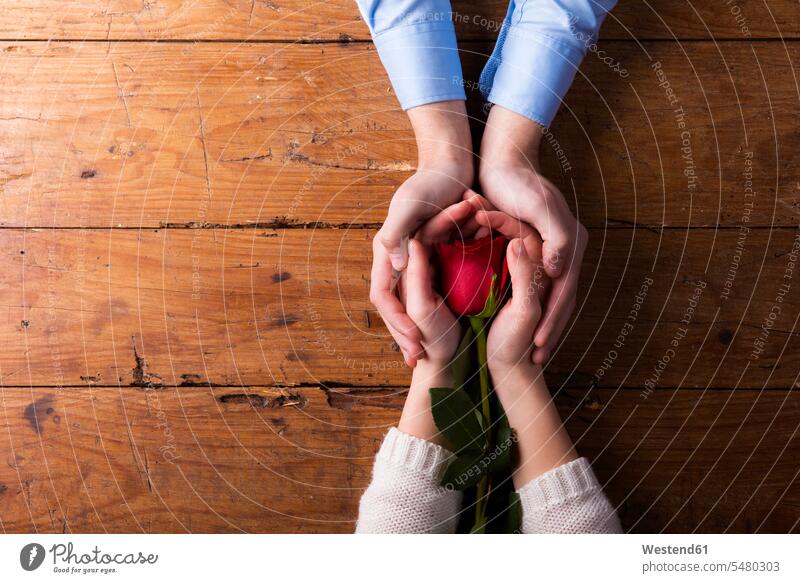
[402,357,453,447]
[488,361,545,400]
[408,101,473,170]
[411,358,453,392]
[480,105,544,172]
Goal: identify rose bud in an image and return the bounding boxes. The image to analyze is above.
[434,235,509,317]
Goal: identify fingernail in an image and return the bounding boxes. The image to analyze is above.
[390,252,406,270]
[515,239,527,257]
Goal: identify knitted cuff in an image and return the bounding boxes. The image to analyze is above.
[376,428,455,479]
[517,457,601,509]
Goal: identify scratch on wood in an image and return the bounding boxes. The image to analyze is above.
[285,140,413,172]
[196,89,213,201]
[0,170,33,190]
[21,479,33,513]
[111,61,133,128]
[126,425,152,492]
[220,148,273,163]
[105,15,112,54]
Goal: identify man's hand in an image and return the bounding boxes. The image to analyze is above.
[479,105,587,365]
[370,101,473,367]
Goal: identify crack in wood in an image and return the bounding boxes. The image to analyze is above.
[217,392,307,409]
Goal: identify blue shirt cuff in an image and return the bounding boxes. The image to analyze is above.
[372,20,466,110]
[487,30,584,128]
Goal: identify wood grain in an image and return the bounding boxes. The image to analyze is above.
[2,0,797,537]
[0,386,796,533]
[0,1,796,41]
[2,227,800,390]
[1,41,798,228]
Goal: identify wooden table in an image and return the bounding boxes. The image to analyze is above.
[0,0,798,533]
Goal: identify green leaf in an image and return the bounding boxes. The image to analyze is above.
[473,274,499,319]
[485,418,514,474]
[470,515,487,534]
[449,325,474,392]
[429,387,486,454]
[505,491,522,533]
[442,451,489,490]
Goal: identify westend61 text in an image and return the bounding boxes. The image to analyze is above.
[642,544,708,555]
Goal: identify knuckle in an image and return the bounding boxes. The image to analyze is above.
[368,288,382,307]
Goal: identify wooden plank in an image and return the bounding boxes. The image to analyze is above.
[0,386,796,532]
[1,41,797,228]
[561,387,800,533]
[2,227,800,390]
[0,1,796,41]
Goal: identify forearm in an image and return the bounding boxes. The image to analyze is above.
[491,363,622,533]
[397,360,453,447]
[407,101,473,169]
[491,363,577,489]
[481,105,544,172]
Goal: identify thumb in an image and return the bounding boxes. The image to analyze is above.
[380,196,430,271]
[505,238,542,333]
[405,240,435,312]
[379,231,410,272]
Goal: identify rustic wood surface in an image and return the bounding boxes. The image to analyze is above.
[1,41,799,228]
[0,0,796,40]
[0,0,798,533]
[1,387,796,533]
[2,228,800,390]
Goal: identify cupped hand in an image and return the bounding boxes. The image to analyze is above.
[370,170,472,367]
[399,239,462,365]
[480,108,586,364]
[369,101,473,367]
[486,238,544,373]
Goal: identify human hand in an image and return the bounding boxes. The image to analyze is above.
[486,238,544,379]
[479,105,587,364]
[370,101,473,367]
[486,238,578,486]
[399,239,462,366]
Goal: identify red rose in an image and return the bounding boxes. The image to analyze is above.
[435,235,509,317]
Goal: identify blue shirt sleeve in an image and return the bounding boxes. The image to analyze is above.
[355,0,466,110]
[479,0,618,128]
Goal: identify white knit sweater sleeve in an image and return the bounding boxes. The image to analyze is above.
[517,457,623,533]
[356,428,462,533]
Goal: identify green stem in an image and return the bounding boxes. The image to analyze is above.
[470,316,491,530]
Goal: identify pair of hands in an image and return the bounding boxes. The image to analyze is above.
[401,216,543,382]
[370,102,587,368]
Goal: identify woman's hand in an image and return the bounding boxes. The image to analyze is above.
[370,101,473,367]
[396,239,462,446]
[480,105,587,365]
[486,237,578,486]
[486,238,545,376]
[400,239,462,366]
